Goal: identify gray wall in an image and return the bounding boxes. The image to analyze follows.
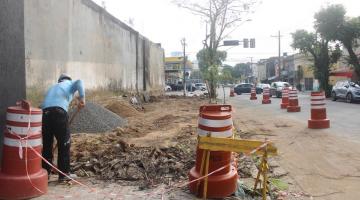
[24,0,164,93]
[0,0,27,162]
[0,0,165,160]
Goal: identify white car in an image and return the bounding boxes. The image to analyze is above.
[270,82,291,97]
[165,85,172,91]
[195,83,207,91]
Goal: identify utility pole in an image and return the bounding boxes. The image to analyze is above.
[248,57,253,84]
[181,38,187,96]
[271,31,283,81]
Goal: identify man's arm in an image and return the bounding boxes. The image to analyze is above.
[71,80,86,109]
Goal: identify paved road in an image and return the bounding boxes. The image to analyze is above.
[219,88,360,143]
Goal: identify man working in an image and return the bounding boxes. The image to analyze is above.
[41,74,85,182]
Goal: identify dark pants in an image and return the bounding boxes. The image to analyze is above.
[42,107,70,179]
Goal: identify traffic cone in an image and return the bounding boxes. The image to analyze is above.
[0,100,48,199]
[308,91,330,129]
[189,105,238,198]
[280,87,289,109]
[250,87,257,100]
[262,87,271,104]
[287,89,301,112]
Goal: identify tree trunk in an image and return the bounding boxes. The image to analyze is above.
[314,49,332,97]
[345,46,360,79]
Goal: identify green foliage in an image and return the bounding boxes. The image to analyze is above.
[291,30,317,54]
[196,48,227,99]
[291,30,341,96]
[314,4,346,41]
[233,63,252,80]
[197,49,227,73]
[315,4,360,76]
[220,67,233,83]
[269,178,289,191]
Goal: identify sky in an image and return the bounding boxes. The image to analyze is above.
[93,0,359,65]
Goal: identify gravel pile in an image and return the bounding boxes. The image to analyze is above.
[70,102,127,133]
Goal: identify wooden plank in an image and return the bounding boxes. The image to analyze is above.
[198,136,277,156]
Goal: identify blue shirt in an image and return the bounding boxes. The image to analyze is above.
[42,80,85,112]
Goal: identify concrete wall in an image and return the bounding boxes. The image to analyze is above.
[24,0,164,93]
[0,0,27,162]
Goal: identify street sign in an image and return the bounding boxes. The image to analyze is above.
[223,40,240,46]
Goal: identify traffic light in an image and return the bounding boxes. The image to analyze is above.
[250,38,255,48]
[243,38,249,48]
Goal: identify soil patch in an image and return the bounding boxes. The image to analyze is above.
[105,100,141,118]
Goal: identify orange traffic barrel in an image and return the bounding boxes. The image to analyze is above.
[262,87,271,104]
[308,91,330,129]
[280,87,289,109]
[189,105,238,198]
[250,87,257,100]
[287,89,301,112]
[0,100,48,199]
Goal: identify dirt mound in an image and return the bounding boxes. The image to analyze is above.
[69,102,127,133]
[106,100,140,118]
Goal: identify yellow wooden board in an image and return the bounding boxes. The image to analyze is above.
[198,136,277,156]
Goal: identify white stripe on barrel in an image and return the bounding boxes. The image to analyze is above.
[198,117,233,128]
[311,94,326,109]
[263,88,270,95]
[6,125,42,136]
[282,88,289,97]
[197,129,233,138]
[6,112,42,123]
[4,137,42,147]
[289,90,298,99]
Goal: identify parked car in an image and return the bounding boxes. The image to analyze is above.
[169,82,196,91]
[195,83,207,91]
[187,83,197,92]
[256,83,271,93]
[270,82,291,98]
[331,80,360,103]
[165,85,172,91]
[234,83,261,95]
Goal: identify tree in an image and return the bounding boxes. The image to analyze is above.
[174,0,257,100]
[291,30,341,96]
[196,49,227,97]
[314,4,360,77]
[220,65,234,83]
[232,63,252,81]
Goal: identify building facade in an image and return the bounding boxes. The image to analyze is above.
[164,57,192,84]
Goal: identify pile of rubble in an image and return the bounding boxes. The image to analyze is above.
[70,132,196,189]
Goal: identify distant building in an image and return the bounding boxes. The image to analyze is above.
[330,43,360,83]
[164,57,192,84]
[256,54,317,91]
[256,59,266,83]
[293,53,315,91]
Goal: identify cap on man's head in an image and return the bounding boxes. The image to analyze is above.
[58,74,72,83]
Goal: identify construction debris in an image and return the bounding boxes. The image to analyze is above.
[70,132,196,189]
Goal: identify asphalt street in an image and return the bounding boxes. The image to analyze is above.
[219,87,360,143]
